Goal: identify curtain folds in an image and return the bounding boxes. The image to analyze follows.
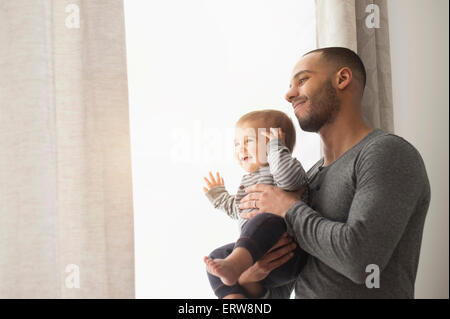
[0,0,135,298]
[315,0,394,132]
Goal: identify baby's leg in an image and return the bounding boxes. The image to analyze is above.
[205,213,287,286]
[237,213,309,289]
[204,247,253,286]
[235,212,287,262]
[206,243,248,297]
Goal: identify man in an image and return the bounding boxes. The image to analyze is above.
[236,47,431,298]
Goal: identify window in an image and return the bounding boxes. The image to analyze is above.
[124,0,318,298]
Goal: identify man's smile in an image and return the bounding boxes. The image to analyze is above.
[293,98,307,113]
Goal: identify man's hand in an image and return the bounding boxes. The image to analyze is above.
[203,171,224,192]
[239,184,306,219]
[238,233,297,297]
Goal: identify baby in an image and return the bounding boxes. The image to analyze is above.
[203,109,309,299]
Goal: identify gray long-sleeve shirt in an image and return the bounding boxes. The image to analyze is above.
[267,129,430,299]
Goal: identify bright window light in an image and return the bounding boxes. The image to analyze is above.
[124,0,319,298]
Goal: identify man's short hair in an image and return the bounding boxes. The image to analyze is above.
[304,47,367,92]
[236,109,297,152]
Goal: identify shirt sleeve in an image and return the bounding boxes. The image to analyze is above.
[266,138,308,191]
[284,135,431,284]
[205,186,240,220]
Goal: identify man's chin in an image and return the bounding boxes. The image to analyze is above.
[297,117,321,133]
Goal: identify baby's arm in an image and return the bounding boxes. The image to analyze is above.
[203,172,240,220]
[264,129,308,191]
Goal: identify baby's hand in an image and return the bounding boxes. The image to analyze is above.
[261,128,286,144]
[203,171,225,193]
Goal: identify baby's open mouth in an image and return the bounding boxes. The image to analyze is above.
[242,156,252,162]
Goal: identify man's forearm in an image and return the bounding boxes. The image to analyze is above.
[237,279,266,298]
[238,275,294,299]
[285,198,417,284]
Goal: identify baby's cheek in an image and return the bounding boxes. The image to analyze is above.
[257,145,269,164]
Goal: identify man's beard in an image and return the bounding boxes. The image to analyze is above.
[296,79,340,133]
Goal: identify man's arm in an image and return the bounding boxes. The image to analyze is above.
[238,233,297,298]
[285,136,430,283]
[244,282,295,299]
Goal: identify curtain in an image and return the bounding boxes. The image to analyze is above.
[0,0,135,298]
[315,0,357,51]
[315,0,394,132]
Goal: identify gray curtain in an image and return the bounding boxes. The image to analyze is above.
[0,0,135,298]
[315,0,394,132]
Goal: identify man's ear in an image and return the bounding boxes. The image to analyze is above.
[335,67,352,90]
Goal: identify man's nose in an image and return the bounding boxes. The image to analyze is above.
[285,86,298,103]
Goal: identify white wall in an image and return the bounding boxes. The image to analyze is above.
[388,0,449,298]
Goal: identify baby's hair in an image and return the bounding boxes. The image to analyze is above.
[236,109,297,152]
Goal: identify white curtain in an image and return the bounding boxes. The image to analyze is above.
[315,0,394,132]
[0,0,135,298]
[315,0,357,51]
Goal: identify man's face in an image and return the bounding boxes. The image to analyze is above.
[285,53,340,132]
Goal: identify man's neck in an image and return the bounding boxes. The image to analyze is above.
[319,111,373,167]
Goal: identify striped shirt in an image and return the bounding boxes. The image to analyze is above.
[205,138,308,228]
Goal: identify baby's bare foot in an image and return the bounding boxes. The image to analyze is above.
[204,256,240,286]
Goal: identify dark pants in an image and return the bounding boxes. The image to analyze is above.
[207,213,308,298]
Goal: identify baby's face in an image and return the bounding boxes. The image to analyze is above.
[234,122,270,173]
